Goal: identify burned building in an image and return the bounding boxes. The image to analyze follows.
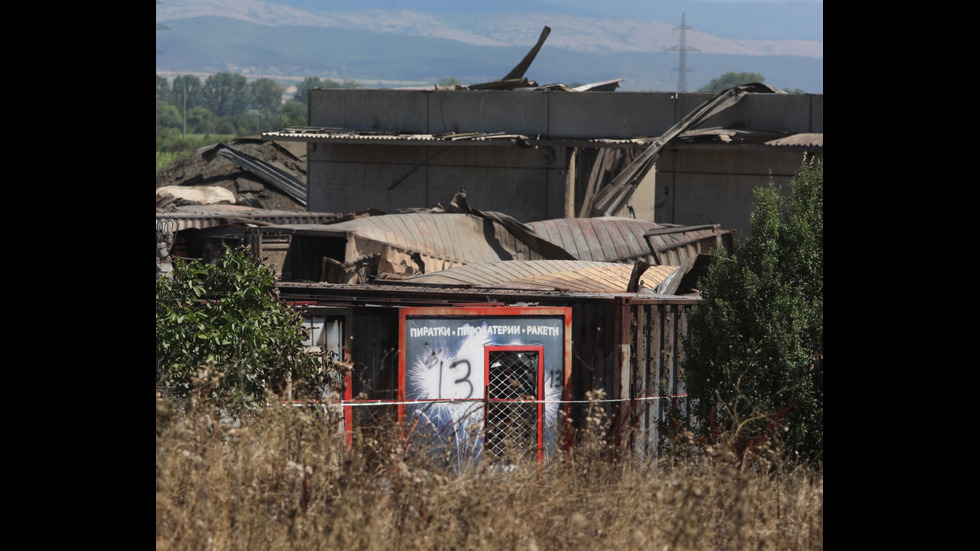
[264,83,822,240]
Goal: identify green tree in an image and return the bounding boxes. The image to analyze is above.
[682,155,823,465]
[699,72,766,93]
[437,77,461,87]
[249,78,284,118]
[156,75,172,103]
[281,101,307,126]
[292,77,361,104]
[171,74,204,111]
[156,127,182,151]
[212,115,239,135]
[156,99,183,129]
[292,77,325,104]
[202,72,249,117]
[156,245,344,417]
[184,106,213,135]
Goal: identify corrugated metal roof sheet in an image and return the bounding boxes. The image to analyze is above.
[263,127,650,148]
[311,212,559,265]
[526,217,735,267]
[156,207,340,234]
[264,127,821,150]
[643,224,736,265]
[765,133,823,147]
[527,217,660,263]
[399,260,678,293]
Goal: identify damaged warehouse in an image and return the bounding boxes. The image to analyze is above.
[158,201,714,462]
[156,33,821,461]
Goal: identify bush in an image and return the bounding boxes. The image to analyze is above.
[156,245,344,417]
[682,155,823,466]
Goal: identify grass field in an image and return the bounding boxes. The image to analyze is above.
[156,397,823,550]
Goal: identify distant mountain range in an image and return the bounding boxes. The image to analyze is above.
[155,0,823,93]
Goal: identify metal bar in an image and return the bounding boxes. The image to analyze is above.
[643,224,720,236]
[503,26,551,80]
[214,145,307,205]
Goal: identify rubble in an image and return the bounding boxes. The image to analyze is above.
[156,136,308,212]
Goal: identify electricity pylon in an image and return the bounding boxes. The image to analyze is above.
[667,13,699,92]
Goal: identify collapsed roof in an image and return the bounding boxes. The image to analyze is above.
[397,259,679,294]
[173,191,734,292]
[527,217,734,267]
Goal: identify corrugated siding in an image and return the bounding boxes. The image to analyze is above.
[628,302,691,459]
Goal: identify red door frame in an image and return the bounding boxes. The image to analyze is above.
[484,345,546,463]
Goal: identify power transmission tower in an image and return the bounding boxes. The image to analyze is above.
[668,13,699,92]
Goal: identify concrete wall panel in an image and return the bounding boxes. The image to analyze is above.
[654,148,815,238]
[547,92,679,138]
[309,89,429,132]
[669,148,777,176]
[662,148,810,178]
[427,166,552,223]
[622,169,658,222]
[811,94,823,133]
[671,175,760,234]
[697,94,818,134]
[308,161,428,213]
[309,88,821,136]
[547,166,566,220]
[426,90,549,135]
[310,143,428,164]
[426,144,554,169]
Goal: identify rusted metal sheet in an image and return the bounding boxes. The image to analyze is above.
[528,217,728,267]
[157,207,341,264]
[503,26,551,80]
[527,217,660,264]
[531,79,625,93]
[255,206,575,283]
[398,260,678,293]
[462,25,551,91]
[335,212,553,265]
[251,211,734,284]
[643,224,736,266]
[577,149,638,217]
[157,206,337,230]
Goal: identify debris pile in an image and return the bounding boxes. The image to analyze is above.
[156,136,309,212]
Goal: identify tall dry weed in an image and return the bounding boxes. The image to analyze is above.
[157,393,822,550]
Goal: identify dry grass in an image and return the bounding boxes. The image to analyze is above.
[156,396,822,551]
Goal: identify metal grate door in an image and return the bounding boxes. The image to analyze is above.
[484,347,543,464]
